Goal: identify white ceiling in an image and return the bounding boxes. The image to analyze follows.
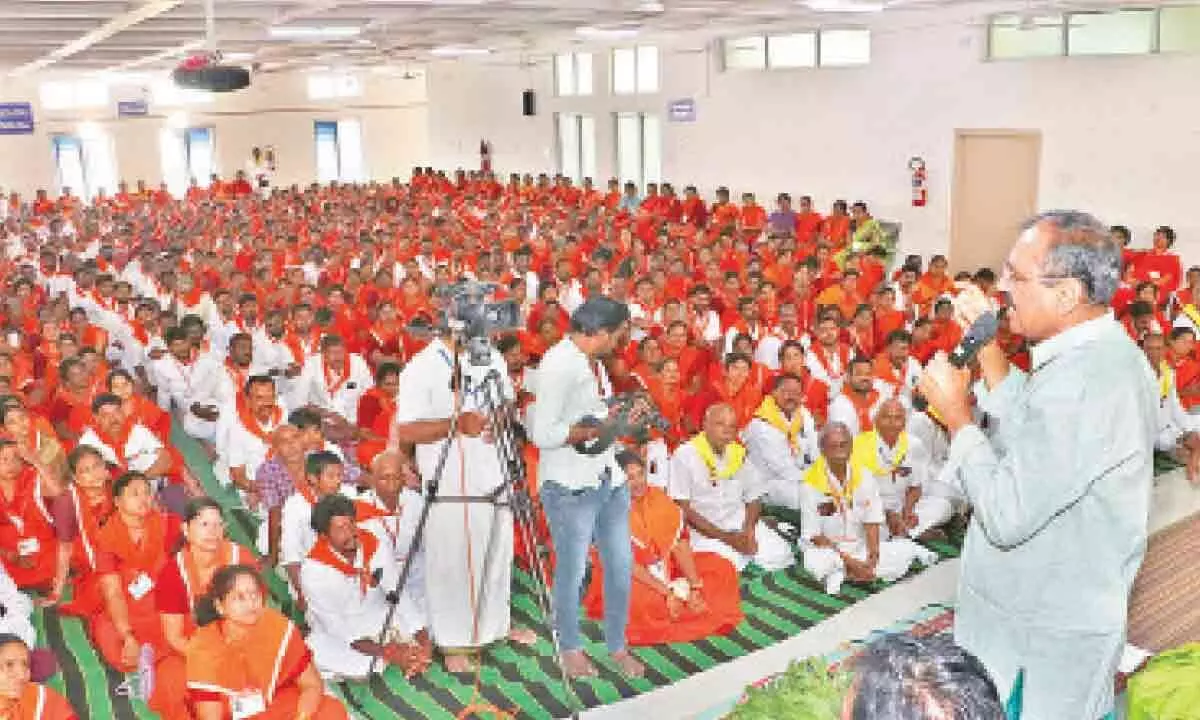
[0,0,1146,76]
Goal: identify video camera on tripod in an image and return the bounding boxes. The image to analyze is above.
[430,280,521,366]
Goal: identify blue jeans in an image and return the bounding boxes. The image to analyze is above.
[540,475,632,653]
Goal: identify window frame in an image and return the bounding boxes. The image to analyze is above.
[612,45,660,95]
[613,111,661,189]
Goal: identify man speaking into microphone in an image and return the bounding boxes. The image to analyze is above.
[919,211,1157,720]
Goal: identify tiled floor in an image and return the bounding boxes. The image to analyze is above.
[584,469,1200,720]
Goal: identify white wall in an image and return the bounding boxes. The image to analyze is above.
[0,70,429,196]
[426,8,1200,264]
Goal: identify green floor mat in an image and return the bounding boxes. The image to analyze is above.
[51,431,1185,718]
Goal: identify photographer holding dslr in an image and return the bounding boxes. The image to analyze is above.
[530,297,647,680]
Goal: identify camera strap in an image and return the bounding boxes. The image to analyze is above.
[430,483,510,506]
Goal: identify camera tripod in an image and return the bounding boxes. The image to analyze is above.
[369,336,583,718]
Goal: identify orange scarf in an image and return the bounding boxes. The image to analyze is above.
[847,388,880,432]
[187,608,307,704]
[812,342,850,380]
[235,396,282,443]
[91,419,137,467]
[283,328,322,365]
[306,530,379,596]
[179,540,242,611]
[322,352,352,395]
[224,358,250,393]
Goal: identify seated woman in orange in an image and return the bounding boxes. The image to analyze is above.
[90,471,181,673]
[0,634,77,719]
[0,403,65,482]
[584,453,742,646]
[363,302,404,370]
[46,446,112,616]
[46,358,92,444]
[354,362,400,468]
[107,370,171,445]
[0,440,60,591]
[151,498,254,719]
[186,564,349,720]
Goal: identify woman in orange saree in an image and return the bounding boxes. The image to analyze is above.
[151,498,254,719]
[584,454,742,646]
[90,472,180,672]
[186,565,348,720]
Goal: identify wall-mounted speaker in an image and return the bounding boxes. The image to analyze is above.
[522,89,536,117]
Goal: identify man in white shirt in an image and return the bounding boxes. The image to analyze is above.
[875,330,923,402]
[225,375,285,501]
[670,403,795,573]
[798,422,937,595]
[852,399,954,541]
[805,312,852,394]
[280,450,352,606]
[529,297,644,680]
[755,301,807,370]
[742,373,820,510]
[77,393,199,510]
[252,309,303,398]
[300,494,430,680]
[174,272,219,328]
[356,452,426,606]
[292,335,372,432]
[828,356,893,436]
[184,332,256,450]
[686,285,723,347]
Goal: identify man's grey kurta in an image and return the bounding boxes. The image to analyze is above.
[946,314,1157,720]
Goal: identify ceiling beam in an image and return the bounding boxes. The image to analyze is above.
[9,0,186,76]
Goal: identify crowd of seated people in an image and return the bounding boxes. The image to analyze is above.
[0,168,1189,717]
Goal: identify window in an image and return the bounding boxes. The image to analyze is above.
[52,136,86,196]
[819,28,871,66]
[555,52,594,96]
[1161,5,1200,53]
[555,114,596,184]
[612,46,659,95]
[161,127,217,196]
[614,112,661,188]
[52,128,117,199]
[314,119,365,183]
[722,30,860,70]
[989,15,1066,58]
[307,73,361,100]
[186,128,215,188]
[768,33,817,68]
[39,81,108,111]
[723,36,767,70]
[1068,9,1154,55]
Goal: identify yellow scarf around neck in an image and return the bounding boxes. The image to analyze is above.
[1182,303,1200,332]
[802,455,864,502]
[852,430,909,478]
[689,433,745,482]
[1160,360,1173,400]
[754,396,807,451]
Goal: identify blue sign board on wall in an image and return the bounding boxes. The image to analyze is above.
[667,98,696,123]
[117,99,149,117]
[0,103,34,135]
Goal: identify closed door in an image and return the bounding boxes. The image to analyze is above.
[950,130,1041,273]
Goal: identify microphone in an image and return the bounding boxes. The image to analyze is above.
[913,310,1000,411]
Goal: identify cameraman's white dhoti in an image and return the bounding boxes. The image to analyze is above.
[395,338,514,649]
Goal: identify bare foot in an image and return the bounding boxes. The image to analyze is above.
[560,649,598,679]
[508,627,537,646]
[610,649,645,679]
[443,653,479,674]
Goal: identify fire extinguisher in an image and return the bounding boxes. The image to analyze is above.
[480,139,493,174]
[909,156,927,207]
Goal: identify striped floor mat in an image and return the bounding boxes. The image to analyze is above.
[76,426,1200,718]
